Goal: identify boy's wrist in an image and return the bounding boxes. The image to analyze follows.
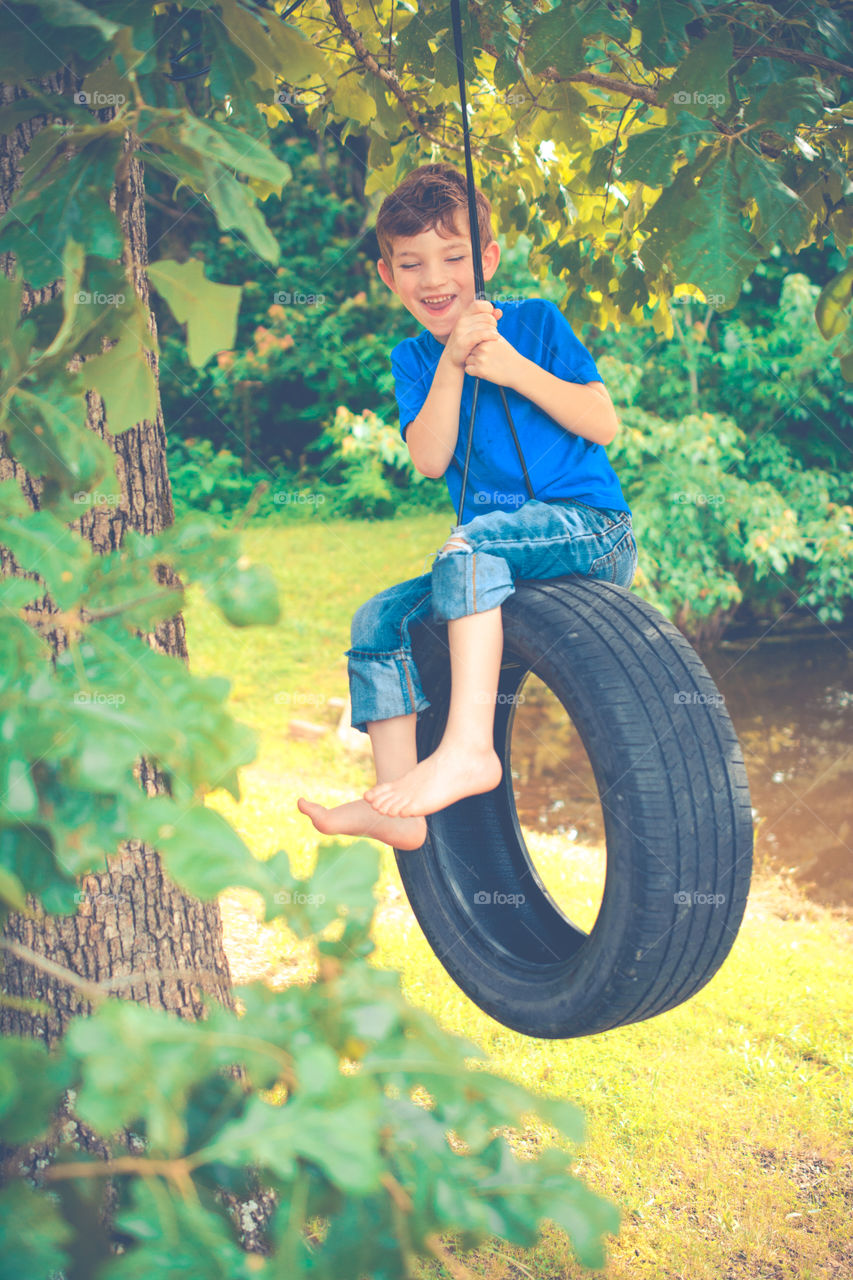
[439,343,466,377]
[506,349,532,392]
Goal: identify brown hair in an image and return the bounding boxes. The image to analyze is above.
[376,162,493,273]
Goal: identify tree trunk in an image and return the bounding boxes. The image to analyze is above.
[0,72,235,1048]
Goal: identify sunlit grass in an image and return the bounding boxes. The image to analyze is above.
[185,513,853,1280]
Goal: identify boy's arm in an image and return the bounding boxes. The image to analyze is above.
[463,336,619,446]
[404,301,502,478]
[403,345,466,478]
[513,355,619,446]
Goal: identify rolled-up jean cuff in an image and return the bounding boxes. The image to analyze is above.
[431,549,515,623]
[347,650,431,734]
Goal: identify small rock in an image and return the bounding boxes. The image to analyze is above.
[336,697,372,755]
[288,719,329,741]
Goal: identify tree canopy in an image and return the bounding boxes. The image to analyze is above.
[2,0,851,439]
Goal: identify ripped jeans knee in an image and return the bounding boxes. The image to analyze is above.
[437,534,473,557]
[431,534,514,624]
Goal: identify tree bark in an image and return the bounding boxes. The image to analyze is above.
[0,72,235,1048]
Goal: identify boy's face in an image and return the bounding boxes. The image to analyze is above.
[377,219,500,343]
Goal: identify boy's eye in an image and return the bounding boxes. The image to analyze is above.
[398,257,464,269]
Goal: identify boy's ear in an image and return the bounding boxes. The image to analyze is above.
[377,258,397,293]
[482,240,501,282]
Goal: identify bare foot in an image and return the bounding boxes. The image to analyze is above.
[297,796,427,851]
[364,743,502,817]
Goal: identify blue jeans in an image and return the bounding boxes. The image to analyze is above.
[346,498,638,732]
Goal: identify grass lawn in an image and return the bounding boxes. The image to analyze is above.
[185,512,853,1280]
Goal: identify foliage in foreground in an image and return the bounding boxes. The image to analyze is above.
[0,478,617,1275]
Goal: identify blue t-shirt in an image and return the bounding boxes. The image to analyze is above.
[390,297,630,524]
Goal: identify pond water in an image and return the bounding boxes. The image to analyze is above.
[510,627,853,911]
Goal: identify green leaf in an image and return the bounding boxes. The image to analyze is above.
[0,574,41,610]
[41,238,85,360]
[206,17,265,122]
[204,559,280,627]
[205,1090,385,1194]
[0,757,39,819]
[734,148,812,254]
[524,2,585,77]
[634,0,693,68]
[533,82,590,151]
[265,17,330,83]
[0,477,30,519]
[662,26,733,118]
[0,509,93,608]
[0,1182,73,1280]
[137,798,255,901]
[0,137,124,288]
[212,0,280,97]
[743,76,828,142]
[0,864,28,912]
[621,128,676,187]
[333,75,378,126]
[177,116,291,190]
[309,839,380,921]
[7,380,116,493]
[393,9,435,77]
[815,259,853,340]
[200,1094,298,1181]
[642,149,763,307]
[205,164,281,262]
[67,1001,224,1152]
[147,259,242,368]
[0,1037,73,1144]
[105,1179,249,1279]
[26,0,119,39]
[79,327,158,432]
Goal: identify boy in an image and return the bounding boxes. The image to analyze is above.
[298,163,636,851]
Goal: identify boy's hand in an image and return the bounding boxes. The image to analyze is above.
[444,300,503,367]
[464,331,526,388]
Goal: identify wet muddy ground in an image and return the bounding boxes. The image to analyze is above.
[510,626,853,910]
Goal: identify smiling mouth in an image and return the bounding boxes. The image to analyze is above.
[421,295,456,314]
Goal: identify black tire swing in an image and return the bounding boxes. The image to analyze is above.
[391,0,754,1040]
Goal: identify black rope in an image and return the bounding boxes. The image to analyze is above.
[167,39,212,82]
[448,0,534,527]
